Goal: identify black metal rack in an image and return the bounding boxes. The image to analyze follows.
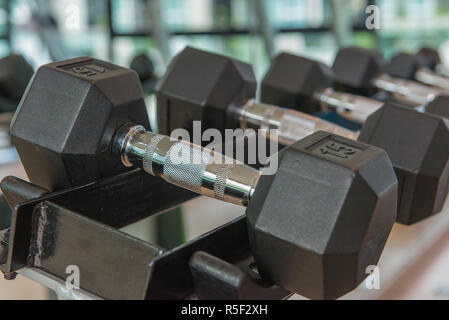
[0,170,290,300]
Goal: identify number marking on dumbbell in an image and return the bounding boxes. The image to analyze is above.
[309,138,361,161]
[71,64,106,77]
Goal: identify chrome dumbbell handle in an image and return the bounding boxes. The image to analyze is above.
[415,68,449,91]
[314,88,383,123]
[373,74,443,106]
[117,125,260,207]
[117,99,361,207]
[239,99,359,146]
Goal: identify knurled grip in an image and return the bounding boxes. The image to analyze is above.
[159,139,211,194]
[142,134,164,175]
[121,128,260,206]
[213,164,233,200]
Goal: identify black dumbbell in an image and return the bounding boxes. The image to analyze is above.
[416,47,449,78]
[389,52,449,91]
[130,54,158,95]
[10,56,398,300]
[260,51,449,225]
[0,54,34,113]
[333,47,444,107]
[417,48,442,70]
[12,58,150,191]
[157,47,449,226]
[261,52,384,123]
[426,94,449,119]
[262,50,449,126]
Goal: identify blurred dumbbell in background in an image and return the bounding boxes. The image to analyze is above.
[0,55,33,231]
[332,47,445,107]
[156,47,449,226]
[10,57,399,299]
[130,53,159,96]
[416,47,449,79]
[0,55,33,152]
[389,51,449,91]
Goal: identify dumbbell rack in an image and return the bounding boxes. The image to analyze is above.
[0,169,291,300]
[2,162,449,300]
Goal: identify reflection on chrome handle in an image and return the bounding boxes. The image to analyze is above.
[315,88,383,123]
[373,75,443,106]
[240,100,358,146]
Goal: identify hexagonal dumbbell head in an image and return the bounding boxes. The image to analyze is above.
[417,47,441,71]
[332,47,386,96]
[359,102,449,225]
[11,57,150,191]
[389,52,423,80]
[131,54,155,83]
[0,55,34,112]
[426,95,449,119]
[261,53,333,114]
[247,131,397,299]
[130,54,158,95]
[157,47,257,136]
